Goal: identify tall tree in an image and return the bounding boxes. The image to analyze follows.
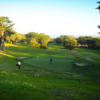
[25,32,39,44]
[4,29,16,43]
[30,38,38,48]
[63,36,77,51]
[0,16,14,51]
[78,36,86,47]
[40,36,48,49]
[55,35,69,45]
[96,1,100,34]
[96,1,100,13]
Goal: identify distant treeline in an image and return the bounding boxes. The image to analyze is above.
[0,29,50,49]
[53,35,77,51]
[77,36,100,50]
[52,35,100,50]
[1,29,100,50]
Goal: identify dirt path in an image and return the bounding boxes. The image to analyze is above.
[16,57,29,59]
[64,53,100,63]
[64,54,74,57]
[85,56,100,63]
[25,70,67,75]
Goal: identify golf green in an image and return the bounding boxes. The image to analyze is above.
[23,56,73,72]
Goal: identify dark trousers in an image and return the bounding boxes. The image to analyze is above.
[50,61,52,64]
[18,65,20,69]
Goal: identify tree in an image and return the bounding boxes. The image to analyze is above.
[92,38,100,50]
[30,38,38,48]
[0,16,14,51]
[19,34,26,43]
[38,33,50,43]
[63,36,77,51]
[78,36,86,47]
[4,29,16,43]
[85,36,93,48]
[96,1,100,13]
[40,36,48,49]
[25,32,50,49]
[96,1,100,34]
[55,35,69,45]
[25,32,39,44]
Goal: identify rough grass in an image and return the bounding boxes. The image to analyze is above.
[0,43,100,100]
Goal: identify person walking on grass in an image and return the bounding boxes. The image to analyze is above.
[18,61,21,70]
[50,58,52,64]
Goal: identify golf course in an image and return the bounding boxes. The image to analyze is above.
[0,43,100,100]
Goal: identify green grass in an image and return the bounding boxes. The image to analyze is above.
[75,47,100,61]
[0,43,100,100]
[23,56,73,72]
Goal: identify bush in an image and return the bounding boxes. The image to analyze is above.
[40,46,48,49]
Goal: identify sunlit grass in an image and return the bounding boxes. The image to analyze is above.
[0,43,100,99]
[0,52,15,58]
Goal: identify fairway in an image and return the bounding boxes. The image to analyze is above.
[23,56,73,72]
[0,43,100,100]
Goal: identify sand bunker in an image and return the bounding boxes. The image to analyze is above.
[75,63,91,66]
[16,57,29,59]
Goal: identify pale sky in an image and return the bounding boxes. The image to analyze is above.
[0,0,100,38]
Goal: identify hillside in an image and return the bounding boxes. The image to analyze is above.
[0,43,100,100]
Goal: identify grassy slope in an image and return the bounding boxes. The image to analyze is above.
[0,43,100,100]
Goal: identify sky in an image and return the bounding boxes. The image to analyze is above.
[0,0,100,38]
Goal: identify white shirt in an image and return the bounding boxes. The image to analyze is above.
[18,62,21,65]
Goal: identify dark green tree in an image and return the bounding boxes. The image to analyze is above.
[55,35,69,45]
[63,36,77,51]
[92,38,100,50]
[78,36,86,47]
[96,1,100,34]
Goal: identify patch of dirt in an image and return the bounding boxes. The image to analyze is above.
[64,54,69,56]
[75,63,91,66]
[16,57,29,59]
[96,79,100,82]
[48,49,51,51]
[64,54,74,57]
[25,70,67,75]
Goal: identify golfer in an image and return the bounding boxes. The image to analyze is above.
[50,58,52,64]
[18,61,21,70]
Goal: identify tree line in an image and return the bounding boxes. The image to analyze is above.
[25,32,50,49]
[77,36,100,50]
[0,16,100,51]
[54,35,100,50]
[54,35,77,51]
[0,29,50,50]
[0,16,50,51]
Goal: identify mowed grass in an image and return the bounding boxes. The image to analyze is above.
[75,47,100,61]
[23,56,73,72]
[0,43,100,100]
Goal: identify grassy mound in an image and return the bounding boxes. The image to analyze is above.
[23,56,73,72]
